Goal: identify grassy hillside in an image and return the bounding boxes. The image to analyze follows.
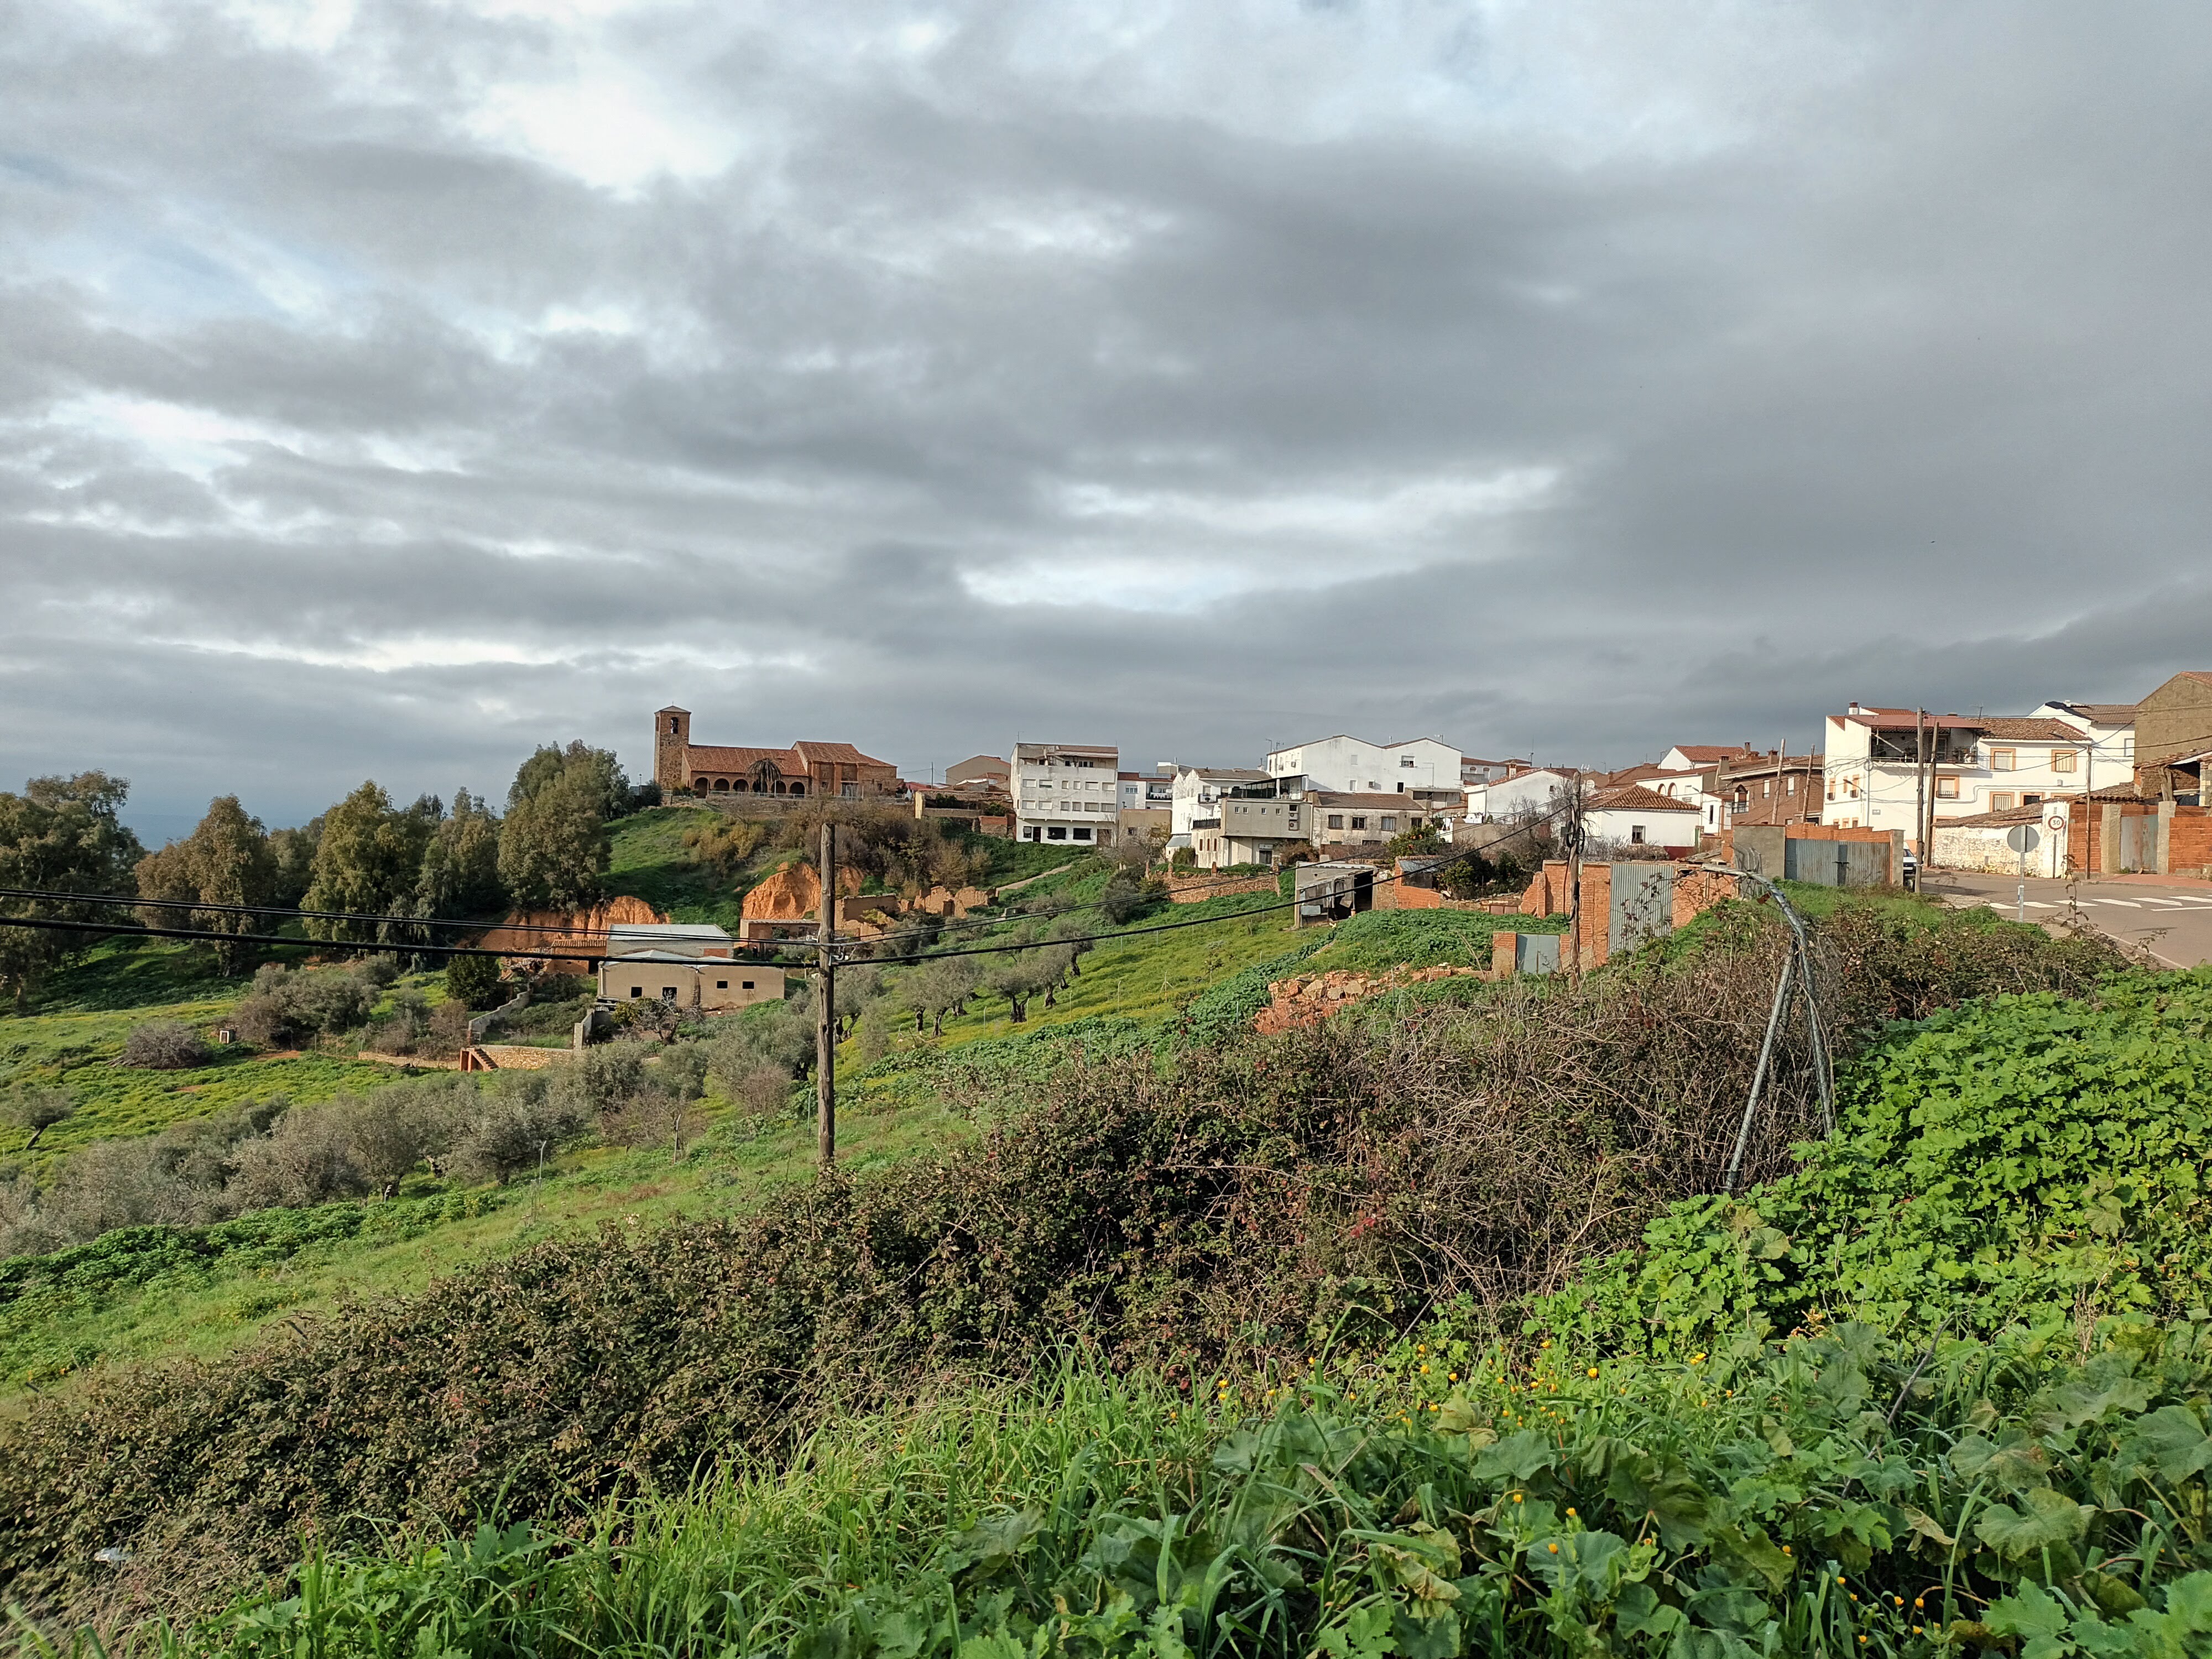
[0,895,2133,1632]
[1,941,441,1166]
[0,827,1531,1407]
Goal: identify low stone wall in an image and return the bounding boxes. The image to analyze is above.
[1379,884,1520,913]
[1166,874,1279,904]
[1253,964,1488,1033]
[460,1044,575,1072]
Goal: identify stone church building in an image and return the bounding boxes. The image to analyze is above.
[653,707,900,800]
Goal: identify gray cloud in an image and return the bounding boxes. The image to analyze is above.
[3,0,2210,836]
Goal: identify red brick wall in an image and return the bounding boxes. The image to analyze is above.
[2170,808,2212,877]
[1672,866,1740,928]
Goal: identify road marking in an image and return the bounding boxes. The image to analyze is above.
[2090,898,2144,907]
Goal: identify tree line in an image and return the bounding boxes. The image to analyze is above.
[0,743,652,1004]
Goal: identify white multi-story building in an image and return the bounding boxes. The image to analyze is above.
[1265,734,1463,798]
[1170,765,1271,844]
[2034,701,2137,795]
[1822,705,2088,847]
[1013,741,1120,847]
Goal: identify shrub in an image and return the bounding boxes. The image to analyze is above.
[231,963,377,1049]
[117,1019,210,1071]
[1539,969,2212,1355]
[444,952,505,1010]
[224,1108,367,1213]
[2,1084,78,1151]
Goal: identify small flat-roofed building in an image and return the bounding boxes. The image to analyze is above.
[606,922,737,958]
[597,950,784,1012]
[598,921,781,1012]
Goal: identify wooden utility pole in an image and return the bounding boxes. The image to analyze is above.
[816,822,836,1167]
[1564,775,1586,985]
[1913,709,1927,884]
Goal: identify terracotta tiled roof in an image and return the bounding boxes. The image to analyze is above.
[2053,702,2138,723]
[1976,718,2083,742]
[686,744,802,772]
[1589,783,1702,813]
[791,740,893,768]
[1937,804,2047,827]
[1668,744,1757,763]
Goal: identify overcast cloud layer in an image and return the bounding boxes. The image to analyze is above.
[4,0,2210,837]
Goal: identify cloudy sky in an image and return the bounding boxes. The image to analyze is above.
[4,0,2210,839]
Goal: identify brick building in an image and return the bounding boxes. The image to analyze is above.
[1713,750,1824,828]
[2133,672,2212,804]
[653,708,898,800]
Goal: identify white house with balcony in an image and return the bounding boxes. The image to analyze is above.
[1822,705,2088,849]
[1170,765,1272,844]
[1013,740,1120,847]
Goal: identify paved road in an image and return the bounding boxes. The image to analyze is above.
[1923,872,2212,968]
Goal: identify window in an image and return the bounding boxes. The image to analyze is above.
[1047,826,1067,840]
[1327,813,1344,829]
[842,783,858,799]
[1023,827,1040,842]
[660,987,678,1002]
[1072,827,1093,841]
[1989,792,2016,811]
[629,986,644,998]
[1380,816,1397,831]
[2022,793,2043,806]
[1787,776,1797,794]
[741,980,754,990]
[1936,776,1960,799]
[1401,757,1415,768]
[1848,775,1860,799]
[1762,780,1771,798]
[1990,748,2016,771]
[2052,749,2077,774]
[1735,786,1749,809]
[1630,825,1646,844]
[717,979,728,989]
[1350,816,1368,830]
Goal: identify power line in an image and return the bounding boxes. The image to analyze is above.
[0,801,1576,975]
[865,800,1575,965]
[0,886,659,941]
[0,912,669,966]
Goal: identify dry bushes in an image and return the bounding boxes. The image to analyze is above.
[116,1021,208,1071]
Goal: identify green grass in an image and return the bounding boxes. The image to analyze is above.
[0,940,428,1164]
[0,852,1585,1411]
[606,807,751,927]
[116,1333,2212,1659]
[0,1087,976,1401]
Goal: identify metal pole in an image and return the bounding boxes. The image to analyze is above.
[2017,840,2027,924]
[1726,947,1795,1194]
[817,822,836,1167]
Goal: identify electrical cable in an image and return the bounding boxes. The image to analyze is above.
[0,800,1577,972]
[0,886,687,941]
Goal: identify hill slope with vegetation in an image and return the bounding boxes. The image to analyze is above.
[0,893,2152,1649]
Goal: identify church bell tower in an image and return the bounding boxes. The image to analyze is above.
[654,706,691,793]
